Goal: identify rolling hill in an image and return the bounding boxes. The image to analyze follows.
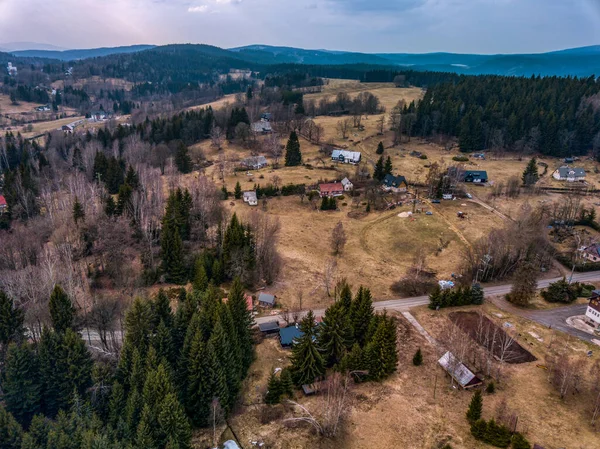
[10,45,155,61]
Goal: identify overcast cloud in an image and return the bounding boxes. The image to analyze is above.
[0,0,599,53]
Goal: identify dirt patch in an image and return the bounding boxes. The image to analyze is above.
[449,311,537,364]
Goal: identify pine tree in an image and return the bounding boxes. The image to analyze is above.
[135,405,157,449]
[318,302,352,367]
[350,287,374,347]
[428,285,443,309]
[3,343,41,426]
[174,142,192,174]
[470,283,484,305]
[364,314,398,380]
[284,131,302,166]
[227,277,254,374]
[193,259,209,292]
[511,433,532,449]
[470,419,487,440]
[72,196,85,225]
[522,158,539,186]
[290,311,325,386]
[384,156,393,175]
[413,348,423,366]
[185,329,213,426]
[158,393,191,449]
[49,285,75,333]
[466,389,483,423]
[265,371,283,404]
[125,165,139,189]
[376,141,384,155]
[0,290,24,350]
[161,221,187,285]
[152,289,174,330]
[507,259,538,306]
[234,181,242,199]
[279,368,294,398]
[0,405,23,449]
[105,195,116,217]
[373,156,385,181]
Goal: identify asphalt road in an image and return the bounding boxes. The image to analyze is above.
[255,271,600,342]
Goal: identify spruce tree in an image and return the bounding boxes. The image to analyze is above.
[0,290,24,350]
[350,287,374,347]
[185,329,213,426]
[3,343,41,426]
[209,312,240,412]
[227,277,254,374]
[470,283,484,305]
[470,419,487,440]
[153,320,175,368]
[0,405,23,449]
[234,182,242,200]
[341,343,365,378]
[280,368,294,398]
[158,393,191,449]
[466,389,483,423]
[72,196,85,225]
[373,156,385,181]
[376,141,384,155]
[384,156,393,175]
[284,131,302,166]
[49,285,75,334]
[522,158,539,186]
[105,195,116,217]
[125,165,139,189]
[152,289,174,330]
[193,260,209,292]
[161,221,187,285]
[290,311,325,386]
[364,314,398,380]
[428,285,443,309]
[507,259,538,307]
[174,142,192,174]
[265,371,283,404]
[108,382,126,428]
[412,348,423,366]
[511,433,532,449]
[135,405,157,449]
[318,302,352,367]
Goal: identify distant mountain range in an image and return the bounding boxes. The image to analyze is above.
[0,42,68,52]
[3,42,600,78]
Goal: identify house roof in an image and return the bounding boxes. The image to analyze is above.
[258,321,279,332]
[341,177,352,187]
[438,351,482,388]
[223,440,241,449]
[258,292,275,305]
[382,174,407,188]
[243,155,268,166]
[464,170,488,179]
[557,166,585,178]
[251,121,272,132]
[0,195,7,207]
[280,325,303,346]
[243,191,257,201]
[331,149,361,161]
[319,182,344,193]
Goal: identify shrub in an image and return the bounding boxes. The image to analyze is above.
[540,278,580,303]
[470,419,512,448]
[428,284,484,309]
[453,155,469,162]
[412,348,423,366]
[511,433,531,449]
[486,381,495,394]
[419,154,428,159]
[466,390,483,423]
[342,203,348,206]
[338,195,345,200]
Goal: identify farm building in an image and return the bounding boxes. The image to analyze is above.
[585,291,600,330]
[580,243,600,262]
[341,177,354,192]
[382,174,408,193]
[258,292,276,307]
[243,191,258,206]
[319,182,344,198]
[462,170,488,183]
[553,166,586,182]
[258,321,280,334]
[279,325,303,348]
[438,351,482,389]
[251,120,272,134]
[331,149,361,165]
[241,155,268,170]
[0,195,7,213]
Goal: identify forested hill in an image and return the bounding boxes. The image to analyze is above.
[11,44,155,61]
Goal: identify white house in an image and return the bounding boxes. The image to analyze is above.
[581,243,600,262]
[341,177,353,192]
[331,149,361,165]
[243,191,258,206]
[585,291,600,330]
[6,62,17,76]
[553,166,586,182]
[241,156,268,170]
[251,120,272,134]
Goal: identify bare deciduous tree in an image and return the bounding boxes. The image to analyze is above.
[336,119,352,139]
[330,222,347,255]
[322,259,338,297]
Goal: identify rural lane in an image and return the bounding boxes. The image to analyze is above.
[255,271,600,342]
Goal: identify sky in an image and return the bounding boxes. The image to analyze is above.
[1,0,600,54]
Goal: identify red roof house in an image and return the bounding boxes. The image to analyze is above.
[0,195,7,211]
[318,182,344,198]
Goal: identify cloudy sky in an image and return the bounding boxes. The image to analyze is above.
[1,0,599,54]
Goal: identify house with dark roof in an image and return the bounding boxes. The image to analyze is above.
[581,243,600,262]
[553,166,586,182]
[261,112,272,122]
[438,351,482,389]
[319,182,344,198]
[382,174,408,193]
[462,170,488,183]
[279,325,303,348]
[258,321,280,334]
[258,292,276,307]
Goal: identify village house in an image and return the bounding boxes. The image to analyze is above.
[553,166,586,182]
[279,325,303,349]
[580,243,600,262]
[90,110,111,121]
[341,177,353,192]
[243,191,258,206]
[585,291,600,330]
[251,120,272,134]
[0,195,7,213]
[438,351,483,389]
[382,174,408,193]
[61,124,74,134]
[462,170,488,183]
[331,149,361,165]
[319,182,344,198]
[241,155,268,170]
[6,62,17,76]
[258,321,280,335]
[258,292,276,308]
[260,112,272,122]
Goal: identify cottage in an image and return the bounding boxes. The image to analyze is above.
[251,120,272,134]
[581,243,600,262]
[258,292,276,307]
[553,166,586,182]
[462,170,488,183]
[260,112,272,122]
[438,351,482,389]
[6,62,17,76]
[331,149,361,165]
[258,321,280,334]
[319,182,344,198]
[61,124,74,133]
[382,174,408,193]
[243,191,258,206]
[341,177,353,192]
[279,325,303,348]
[0,195,7,213]
[90,110,111,121]
[241,155,268,170]
[585,291,600,330]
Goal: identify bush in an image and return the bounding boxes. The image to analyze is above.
[342,202,348,206]
[419,154,428,160]
[486,381,495,394]
[412,348,423,366]
[281,183,306,196]
[338,195,345,200]
[470,419,512,448]
[453,155,469,162]
[511,433,531,449]
[541,278,580,303]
